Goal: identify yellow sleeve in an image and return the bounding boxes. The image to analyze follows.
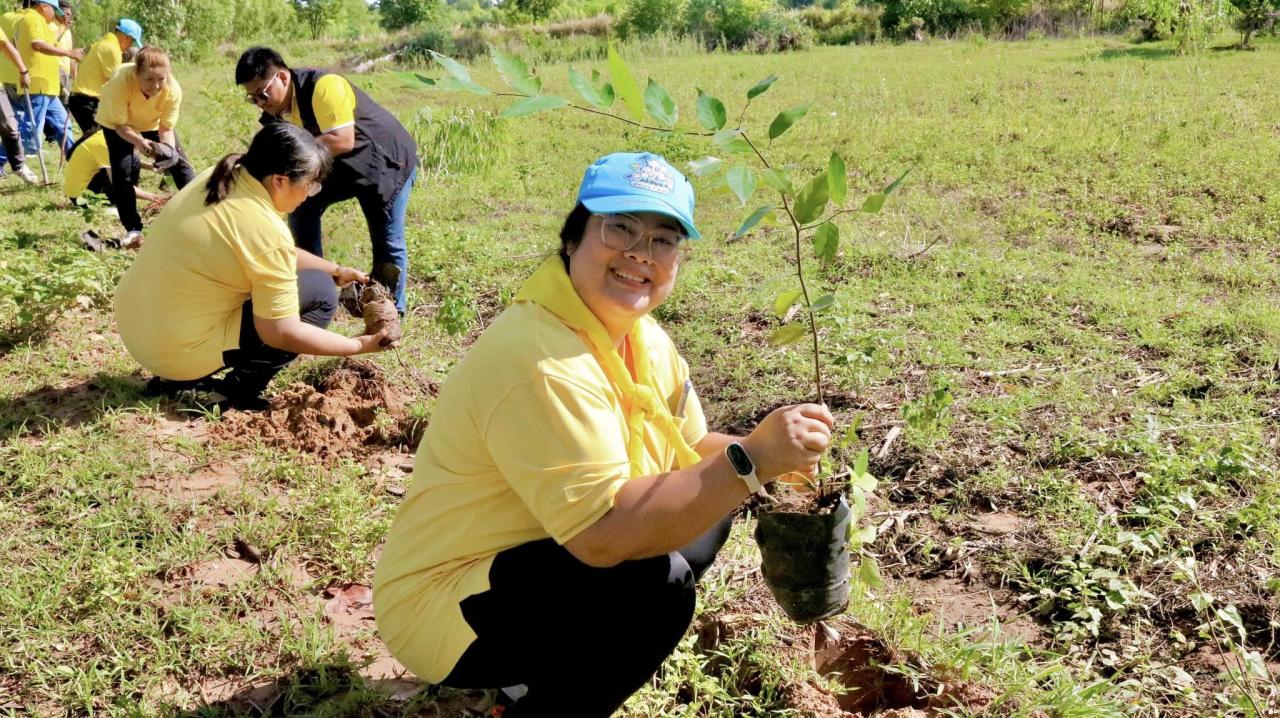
[486,376,630,544]
[95,71,128,129]
[159,75,181,129]
[0,25,8,44]
[309,74,356,134]
[239,244,299,320]
[680,384,709,448]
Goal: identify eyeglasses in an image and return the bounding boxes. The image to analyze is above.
[306,180,323,198]
[596,213,688,265]
[245,74,280,107]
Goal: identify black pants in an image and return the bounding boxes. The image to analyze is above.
[442,515,734,718]
[218,268,337,399]
[67,93,98,134]
[103,127,195,233]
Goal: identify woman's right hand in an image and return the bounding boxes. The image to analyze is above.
[740,403,835,480]
[350,328,394,354]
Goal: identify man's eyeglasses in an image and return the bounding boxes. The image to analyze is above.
[306,180,323,198]
[245,74,280,107]
[596,213,688,265]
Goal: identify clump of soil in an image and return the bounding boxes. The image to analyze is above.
[342,282,401,346]
[212,358,416,461]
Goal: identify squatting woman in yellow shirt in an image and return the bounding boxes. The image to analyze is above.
[374,152,834,717]
[114,123,392,411]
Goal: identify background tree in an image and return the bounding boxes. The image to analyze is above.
[379,0,442,30]
[1229,0,1279,47]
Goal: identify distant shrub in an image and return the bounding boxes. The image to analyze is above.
[879,0,974,36]
[379,0,441,30]
[798,3,882,43]
[619,0,686,37]
[410,107,511,179]
[541,13,614,36]
[745,11,813,50]
[683,0,784,48]
[404,22,458,59]
[1229,0,1280,47]
[504,0,563,22]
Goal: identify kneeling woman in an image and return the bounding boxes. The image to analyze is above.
[115,123,392,410]
[64,128,165,208]
[374,152,833,717]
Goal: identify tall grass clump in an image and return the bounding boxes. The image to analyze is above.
[409,107,512,178]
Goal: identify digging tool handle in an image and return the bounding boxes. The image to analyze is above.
[56,110,71,173]
[22,90,48,184]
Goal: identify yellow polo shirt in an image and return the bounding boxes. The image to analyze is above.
[114,167,300,381]
[71,32,120,97]
[0,11,23,85]
[64,130,109,199]
[373,300,708,684]
[52,21,70,76]
[286,73,356,134]
[96,63,182,132]
[15,9,59,95]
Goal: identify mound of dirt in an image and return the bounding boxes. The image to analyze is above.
[212,359,417,461]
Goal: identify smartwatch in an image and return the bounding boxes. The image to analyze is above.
[725,443,768,497]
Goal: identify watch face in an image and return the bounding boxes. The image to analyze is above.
[726,444,754,476]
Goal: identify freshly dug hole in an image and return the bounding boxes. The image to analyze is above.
[212,358,418,461]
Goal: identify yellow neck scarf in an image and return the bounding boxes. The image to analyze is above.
[515,256,702,477]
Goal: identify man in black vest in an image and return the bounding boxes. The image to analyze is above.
[235,47,418,313]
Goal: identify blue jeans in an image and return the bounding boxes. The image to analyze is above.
[17,92,73,156]
[289,167,415,314]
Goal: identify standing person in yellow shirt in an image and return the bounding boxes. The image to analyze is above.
[12,0,79,157]
[115,122,394,410]
[51,0,71,106]
[0,21,38,182]
[67,17,137,132]
[96,45,194,246]
[373,152,834,717]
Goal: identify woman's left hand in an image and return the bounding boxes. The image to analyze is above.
[332,266,369,287]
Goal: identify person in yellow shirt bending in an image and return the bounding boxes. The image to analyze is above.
[96,45,193,247]
[114,123,394,411]
[67,17,139,133]
[63,128,164,207]
[12,0,79,156]
[373,152,834,717]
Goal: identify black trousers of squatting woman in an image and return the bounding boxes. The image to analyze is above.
[440,514,735,718]
[103,127,196,233]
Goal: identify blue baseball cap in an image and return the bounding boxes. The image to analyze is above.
[115,18,143,46]
[577,152,700,240]
[34,0,63,17]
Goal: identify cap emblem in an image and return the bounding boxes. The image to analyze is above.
[625,156,674,195]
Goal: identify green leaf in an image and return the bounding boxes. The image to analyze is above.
[854,447,869,476]
[773,288,802,317]
[862,193,886,213]
[500,95,568,118]
[712,128,751,154]
[643,78,677,128]
[725,165,756,206]
[768,324,807,347]
[568,66,613,108]
[884,166,912,195]
[436,77,493,95]
[761,167,794,197]
[767,102,812,140]
[695,89,727,131]
[688,156,723,177]
[811,293,836,312]
[607,43,644,123]
[828,152,847,205]
[492,49,540,96]
[736,205,774,239]
[856,525,878,544]
[813,222,838,265]
[430,50,473,82]
[794,171,830,224]
[858,556,882,589]
[746,74,778,100]
[394,71,436,88]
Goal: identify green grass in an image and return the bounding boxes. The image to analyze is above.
[2,33,1279,715]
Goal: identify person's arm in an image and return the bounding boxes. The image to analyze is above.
[0,40,29,89]
[114,125,154,155]
[563,404,834,567]
[695,432,737,458]
[296,248,368,285]
[134,186,163,203]
[315,126,355,157]
[31,39,82,60]
[253,313,387,357]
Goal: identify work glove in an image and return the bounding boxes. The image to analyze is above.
[151,142,179,172]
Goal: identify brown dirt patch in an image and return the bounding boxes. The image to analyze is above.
[212,359,418,462]
[893,576,1043,645]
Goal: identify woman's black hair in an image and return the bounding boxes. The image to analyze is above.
[205,123,332,206]
[558,202,591,269]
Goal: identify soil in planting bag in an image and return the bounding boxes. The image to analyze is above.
[755,494,852,623]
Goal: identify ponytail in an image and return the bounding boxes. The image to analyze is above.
[205,153,244,206]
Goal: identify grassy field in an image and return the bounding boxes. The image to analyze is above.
[2,33,1279,716]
